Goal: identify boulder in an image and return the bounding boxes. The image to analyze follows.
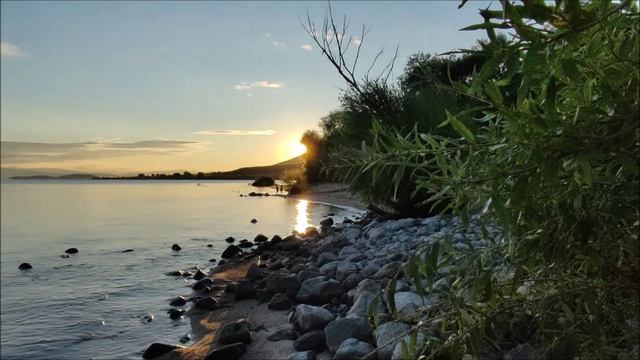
[266,274,301,294]
[335,338,375,360]
[347,292,383,318]
[169,296,187,306]
[225,237,235,243]
[65,247,79,254]
[297,270,324,283]
[18,262,32,270]
[360,262,381,278]
[319,261,341,277]
[374,321,411,360]
[234,281,257,301]
[320,218,334,227]
[193,270,207,281]
[168,309,185,320]
[142,343,183,359]
[193,278,214,291]
[276,236,304,251]
[218,319,252,344]
[267,327,297,341]
[315,252,338,267]
[254,234,269,243]
[270,234,283,244]
[194,296,219,311]
[343,273,365,290]
[373,261,403,280]
[335,262,358,281]
[238,240,254,248]
[288,351,316,360]
[297,276,344,304]
[392,292,426,318]
[324,317,372,353]
[293,330,326,352]
[268,293,294,311]
[252,176,275,187]
[294,304,336,333]
[245,263,264,281]
[221,245,243,259]
[204,343,246,360]
[390,333,426,360]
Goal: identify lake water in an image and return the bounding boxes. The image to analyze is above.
[0,180,360,360]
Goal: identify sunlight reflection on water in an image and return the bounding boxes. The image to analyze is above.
[294,200,311,233]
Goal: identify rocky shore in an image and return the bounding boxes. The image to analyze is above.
[142,205,503,360]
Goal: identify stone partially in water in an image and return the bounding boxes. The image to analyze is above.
[225,236,236,243]
[142,343,183,359]
[250,219,258,224]
[254,234,268,243]
[65,248,79,254]
[221,245,243,259]
[171,244,181,251]
[193,270,207,281]
[193,278,214,291]
[18,262,32,270]
[166,270,184,276]
[169,296,187,306]
[168,308,185,320]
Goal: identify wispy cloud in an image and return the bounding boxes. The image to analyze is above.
[352,38,362,46]
[0,140,206,164]
[193,129,277,136]
[300,44,313,51]
[233,80,285,92]
[1,41,25,58]
[272,41,286,48]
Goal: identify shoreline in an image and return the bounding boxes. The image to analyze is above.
[144,186,495,360]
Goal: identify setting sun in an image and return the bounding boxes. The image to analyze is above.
[289,140,307,157]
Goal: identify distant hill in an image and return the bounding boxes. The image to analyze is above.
[10,174,96,180]
[5,156,305,181]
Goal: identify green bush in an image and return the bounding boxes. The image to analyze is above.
[334,0,639,358]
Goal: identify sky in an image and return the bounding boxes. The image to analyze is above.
[1,1,493,174]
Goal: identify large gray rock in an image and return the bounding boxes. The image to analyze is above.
[297,276,344,304]
[340,228,362,242]
[297,270,324,283]
[319,261,341,277]
[267,327,297,341]
[347,292,382,318]
[335,262,358,281]
[218,319,252,344]
[338,246,360,260]
[335,338,375,360]
[360,261,380,277]
[390,333,426,360]
[316,252,338,266]
[354,279,382,300]
[294,304,336,333]
[293,330,326,352]
[373,261,403,280]
[324,317,372,353]
[288,350,316,360]
[392,292,426,318]
[267,274,301,294]
[343,273,365,290]
[268,293,294,311]
[234,281,257,300]
[374,321,411,360]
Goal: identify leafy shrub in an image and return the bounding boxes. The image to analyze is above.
[342,0,639,358]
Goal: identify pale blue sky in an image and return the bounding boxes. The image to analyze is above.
[1,1,493,173]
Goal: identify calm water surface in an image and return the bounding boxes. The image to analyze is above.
[0,180,360,359]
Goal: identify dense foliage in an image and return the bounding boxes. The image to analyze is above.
[312,0,639,358]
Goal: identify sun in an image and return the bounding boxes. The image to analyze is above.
[289,141,307,157]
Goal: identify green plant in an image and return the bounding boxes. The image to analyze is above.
[335,0,639,358]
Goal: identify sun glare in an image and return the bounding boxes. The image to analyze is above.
[289,141,307,157]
